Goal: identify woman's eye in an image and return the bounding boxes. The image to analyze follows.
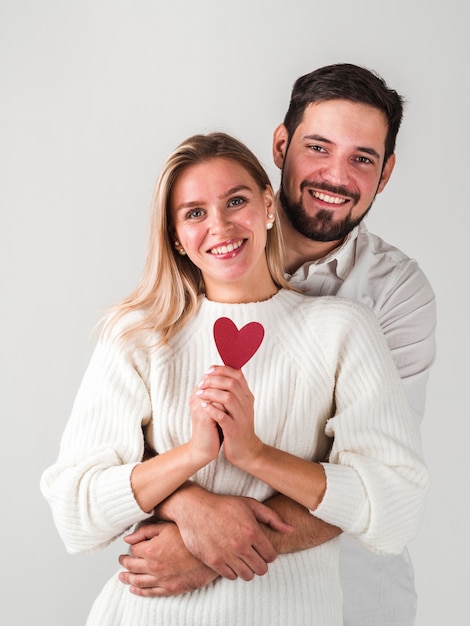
[186,208,204,219]
[228,196,245,208]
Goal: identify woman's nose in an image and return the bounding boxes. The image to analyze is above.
[208,209,232,234]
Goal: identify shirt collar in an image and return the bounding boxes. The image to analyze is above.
[287,224,361,282]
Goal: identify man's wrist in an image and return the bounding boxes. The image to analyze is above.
[155,481,205,522]
[263,493,342,553]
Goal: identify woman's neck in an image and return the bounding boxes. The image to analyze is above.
[204,277,279,304]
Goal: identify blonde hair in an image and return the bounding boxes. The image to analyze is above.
[103,132,290,346]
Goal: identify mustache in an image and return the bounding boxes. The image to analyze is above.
[300,180,360,204]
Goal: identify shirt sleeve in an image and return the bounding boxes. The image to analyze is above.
[373,256,436,423]
[40,333,154,554]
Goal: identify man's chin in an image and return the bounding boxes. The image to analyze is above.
[297,218,359,242]
[280,187,367,242]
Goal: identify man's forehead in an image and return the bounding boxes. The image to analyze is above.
[298,99,388,152]
[301,99,387,128]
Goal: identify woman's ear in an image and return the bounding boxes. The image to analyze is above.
[168,228,185,255]
[264,186,275,230]
[264,185,275,213]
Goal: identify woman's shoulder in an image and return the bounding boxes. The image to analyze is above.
[98,307,162,352]
[279,288,377,323]
[276,290,383,350]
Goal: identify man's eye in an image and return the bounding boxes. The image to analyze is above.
[356,156,373,164]
[308,145,326,153]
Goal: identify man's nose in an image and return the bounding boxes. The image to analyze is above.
[320,156,350,186]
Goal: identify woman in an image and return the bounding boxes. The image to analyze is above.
[41,132,428,626]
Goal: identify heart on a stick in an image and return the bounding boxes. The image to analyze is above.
[213,317,264,369]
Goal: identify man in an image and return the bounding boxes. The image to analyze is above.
[118,63,436,625]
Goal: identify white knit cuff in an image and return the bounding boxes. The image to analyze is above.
[93,460,153,531]
[310,462,370,536]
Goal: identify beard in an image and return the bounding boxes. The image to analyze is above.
[279,179,374,243]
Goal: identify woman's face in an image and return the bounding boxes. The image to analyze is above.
[169,157,276,302]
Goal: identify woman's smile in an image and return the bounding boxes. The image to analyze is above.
[207,238,246,257]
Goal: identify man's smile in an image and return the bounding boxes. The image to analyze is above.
[309,190,348,205]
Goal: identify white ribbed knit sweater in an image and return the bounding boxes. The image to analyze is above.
[41,289,429,626]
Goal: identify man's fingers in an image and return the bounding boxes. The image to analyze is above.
[236,553,268,579]
[209,546,270,580]
[119,570,161,589]
[118,554,148,574]
[128,586,171,598]
[118,568,219,597]
[123,522,163,544]
[252,501,294,533]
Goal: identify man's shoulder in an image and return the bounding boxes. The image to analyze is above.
[289,222,434,305]
[354,222,433,286]
[356,222,414,264]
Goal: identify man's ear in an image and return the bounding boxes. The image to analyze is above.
[377,153,396,194]
[272,124,289,169]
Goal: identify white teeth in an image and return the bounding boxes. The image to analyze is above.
[313,191,346,205]
[210,240,243,255]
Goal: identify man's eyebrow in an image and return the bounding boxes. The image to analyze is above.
[304,134,332,144]
[303,134,381,160]
[356,146,381,159]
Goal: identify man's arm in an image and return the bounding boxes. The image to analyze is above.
[262,492,341,553]
[119,483,341,597]
[156,483,340,559]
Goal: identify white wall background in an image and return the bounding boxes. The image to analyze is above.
[1,1,467,624]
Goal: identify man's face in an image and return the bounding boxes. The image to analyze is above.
[273,99,395,242]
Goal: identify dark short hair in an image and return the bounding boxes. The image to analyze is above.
[283,63,404,163]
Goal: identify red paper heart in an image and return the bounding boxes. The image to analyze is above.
[213,317,265,369]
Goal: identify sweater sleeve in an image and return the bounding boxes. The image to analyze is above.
[311,302,430,555]
[40,331,154,554]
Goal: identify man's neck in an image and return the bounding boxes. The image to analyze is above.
[277,204,344,274]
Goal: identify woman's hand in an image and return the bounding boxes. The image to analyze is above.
[193,366,327,512]
[188,376,224,464]
[194,365,263,469]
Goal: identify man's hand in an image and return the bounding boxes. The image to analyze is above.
[118,522,217,597]
[157,487,293,581]
[117,485,340,597]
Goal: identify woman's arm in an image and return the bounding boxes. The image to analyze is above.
[40,330,219,553]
